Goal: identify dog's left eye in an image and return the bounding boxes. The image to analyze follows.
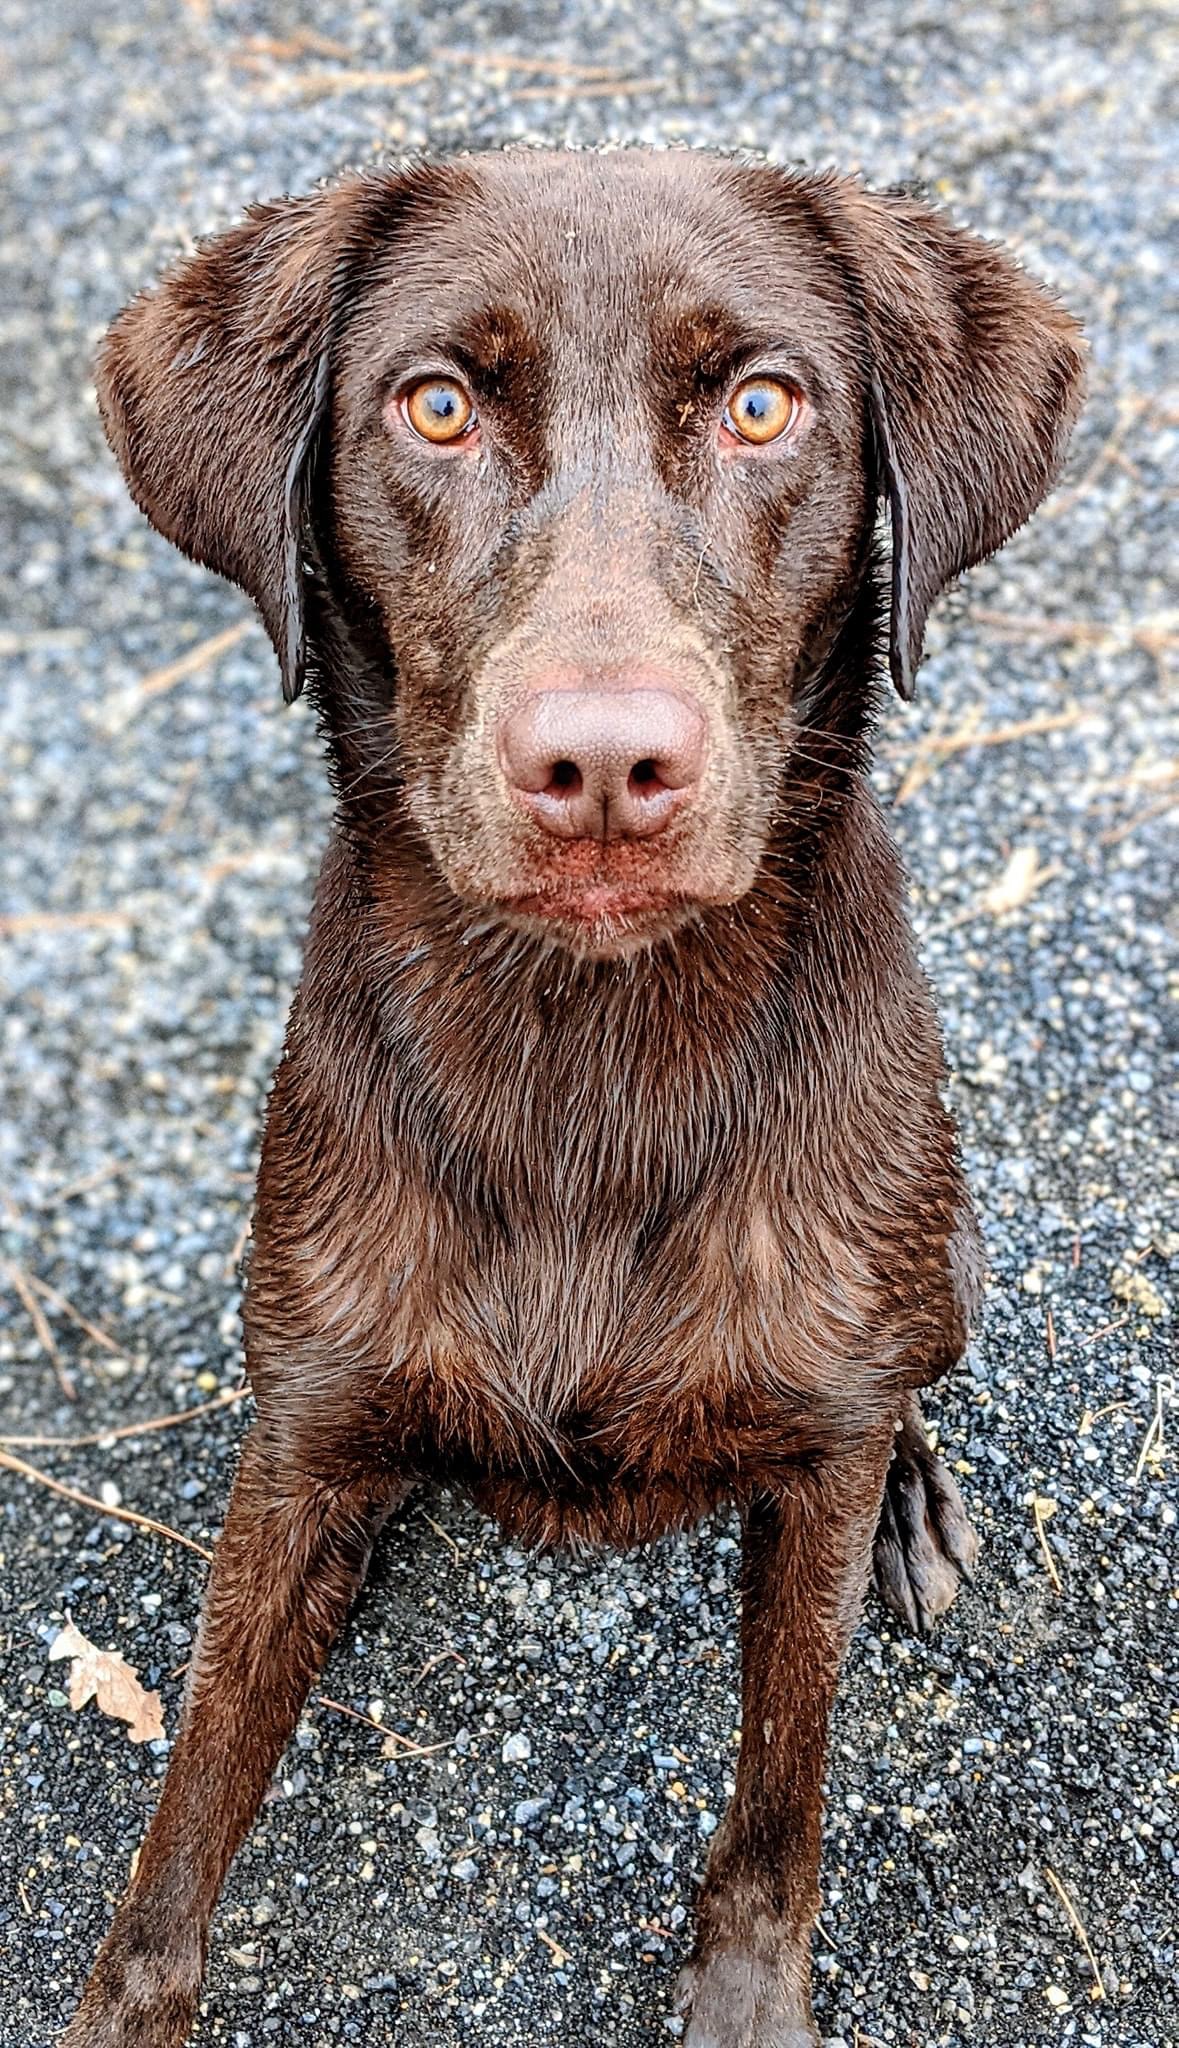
[401,377,477,444]
[722,376,799,446]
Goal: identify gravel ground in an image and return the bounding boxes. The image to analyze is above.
[1,3,1176,2045]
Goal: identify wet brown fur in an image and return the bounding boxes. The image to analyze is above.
[66,147,1084,2047]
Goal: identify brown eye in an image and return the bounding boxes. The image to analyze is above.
[723,376,799,446]
[401,377,476,444]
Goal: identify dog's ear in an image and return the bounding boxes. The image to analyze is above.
[97,173,404,702]
[822,183,1086,699]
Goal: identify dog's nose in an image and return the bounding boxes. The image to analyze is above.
[498,683,706,841]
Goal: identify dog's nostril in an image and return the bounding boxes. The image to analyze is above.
[498,682,706,841]
[628,758,661,798]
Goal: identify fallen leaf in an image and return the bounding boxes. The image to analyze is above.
[48,1620,165,1744]
[980,844,1059,916]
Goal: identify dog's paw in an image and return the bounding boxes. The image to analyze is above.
[674,1948,818,2047]
[61,1928,202,2048]
[873,1401,979,1635]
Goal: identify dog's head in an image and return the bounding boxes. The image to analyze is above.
[99,150,1083,955]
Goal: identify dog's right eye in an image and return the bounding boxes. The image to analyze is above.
[399,378,478,445]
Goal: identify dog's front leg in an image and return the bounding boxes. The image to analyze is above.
[62,1424,403,2048]
[677,1433,892,2048]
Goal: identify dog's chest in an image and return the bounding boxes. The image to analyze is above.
[353,1194,901,1500]
[248,1097,964,1542]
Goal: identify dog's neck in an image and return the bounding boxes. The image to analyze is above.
[292,763,911,1224]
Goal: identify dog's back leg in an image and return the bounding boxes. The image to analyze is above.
[873,1390,979,1635]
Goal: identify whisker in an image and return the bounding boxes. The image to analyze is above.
[329,713,399,738]
[335,745,403,800]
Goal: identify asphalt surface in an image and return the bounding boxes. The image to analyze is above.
[1,3,1176,2045]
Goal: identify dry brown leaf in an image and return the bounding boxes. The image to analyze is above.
[48,1619,165,1744]
[979,844,1059,916]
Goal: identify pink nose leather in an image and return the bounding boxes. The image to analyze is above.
[498,685,706,841]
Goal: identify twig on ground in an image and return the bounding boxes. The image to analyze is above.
[418,1648,467,1679]
[234,29,353,62]
[1031,1496,1062,1593]
[225,1209,253,1278]
[43,1161,130,1207]
[1078,1399,1131,1437]
[1100,793,1178,845]
[968,607,1177,654]
[0,1386,248,1451]
[510,78,660,100]
[1134,615,1179,659]
[109,621,255,728]
[537,1928,571,1968]
[893,705,982,806]
[0,1448,212,1560]
[1079,1313,1129,1346]
[935,706,1082,752]
[0,628,86,657]
[6,1262,76,1401]
[0,909,130,937]
[892,705,1083,806]
[1043,393,1151,520]
[422,1511,463,1560]
[1133,1376,1172,1484]
[901,77,1095,138]
[451,52,623,76]
[157,760,200,836]
[27,1273,122,1354]
[260,64,430,101]
[1043,1865,1106,2002]
[313,1694,448,1756]
[200,841,295,886]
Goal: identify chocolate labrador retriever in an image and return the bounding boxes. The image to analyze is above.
[65,147,1083,2046]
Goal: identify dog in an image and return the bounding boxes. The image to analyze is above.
[64,147,1084,2047]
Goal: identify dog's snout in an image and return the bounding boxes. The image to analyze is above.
[498,681,707,841]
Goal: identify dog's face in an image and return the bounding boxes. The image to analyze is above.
[98,151,1083,956]
[326,154,875,951]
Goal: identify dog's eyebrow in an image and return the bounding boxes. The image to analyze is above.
[654,304,827,399]
[446,302,545,392]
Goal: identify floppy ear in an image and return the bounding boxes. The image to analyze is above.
[97,175,390,702]
[821,183,1086,698]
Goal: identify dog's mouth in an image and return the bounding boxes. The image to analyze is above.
[484,832,700,950]
[510,882,675,920]
[498,883,695,955]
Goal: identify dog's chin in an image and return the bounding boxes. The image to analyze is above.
[495,885,700,958]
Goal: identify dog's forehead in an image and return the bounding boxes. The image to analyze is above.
[349,151,849,367]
